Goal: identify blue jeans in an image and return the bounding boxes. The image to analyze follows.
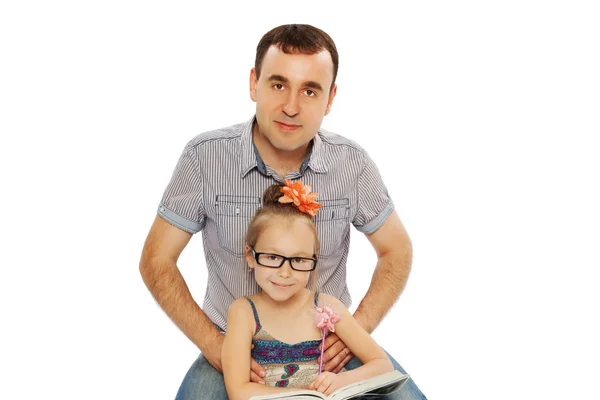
[175,350,426,399]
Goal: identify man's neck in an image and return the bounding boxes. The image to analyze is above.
[253,124,310,178]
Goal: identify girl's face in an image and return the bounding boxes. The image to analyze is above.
[246,217,317,303]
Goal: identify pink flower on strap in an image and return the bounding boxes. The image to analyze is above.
[316,305,341,374]
[316,305,340,333]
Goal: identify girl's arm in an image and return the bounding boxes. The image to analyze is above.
[317,294,394,385]
[222,298,296,400]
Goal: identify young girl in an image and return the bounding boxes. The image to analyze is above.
[222,181,393,400]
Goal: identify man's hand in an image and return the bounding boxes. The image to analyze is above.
[250,343,266,384]
[203,332,226,372]
[309,371,349,396]
[319,333,353,373]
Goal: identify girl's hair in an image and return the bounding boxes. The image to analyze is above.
[246,184,320,289]
[246,184,320,256]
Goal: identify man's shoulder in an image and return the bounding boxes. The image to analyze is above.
[318,128,366,154]
[186,121,247,150]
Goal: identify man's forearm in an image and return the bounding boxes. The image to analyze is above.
[140,257,219,351]
[353,249,412,334]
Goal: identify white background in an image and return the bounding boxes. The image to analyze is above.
[1,1,599,399]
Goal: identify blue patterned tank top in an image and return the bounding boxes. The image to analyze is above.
[247,292,322,388]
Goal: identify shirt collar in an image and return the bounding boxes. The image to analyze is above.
[239,116,328,178]
[239,116,260,177]
[305,133,327,174]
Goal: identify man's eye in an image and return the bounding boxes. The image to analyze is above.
[293,258,307,264]
[273,84,284,90]
[267,255,281,261]
[305,89,316,97]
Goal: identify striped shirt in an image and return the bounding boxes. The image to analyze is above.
[158,117,394,331]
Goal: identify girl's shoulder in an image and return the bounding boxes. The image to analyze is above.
[228,297,254,317]
[315,292,351,320]
[315,292,345,309]
[227,297,256,336]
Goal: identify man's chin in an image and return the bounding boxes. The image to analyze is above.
[269,137,312,153]
[275,145,304,153]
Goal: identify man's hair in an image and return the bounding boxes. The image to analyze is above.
[255,24,339,92]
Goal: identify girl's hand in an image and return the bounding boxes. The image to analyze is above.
[309,371,348,396]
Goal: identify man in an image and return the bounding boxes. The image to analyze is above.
[140,24,426,399]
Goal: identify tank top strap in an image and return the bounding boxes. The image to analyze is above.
[246,298,262,334]
[314,291,320,307]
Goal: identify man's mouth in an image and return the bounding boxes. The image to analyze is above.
[274,121,301,132]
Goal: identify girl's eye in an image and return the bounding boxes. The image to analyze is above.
[268,255,281,261]
[293,258,307,264]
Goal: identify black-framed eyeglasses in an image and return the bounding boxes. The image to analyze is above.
[249,246,317,272]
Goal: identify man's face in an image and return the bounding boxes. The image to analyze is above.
[250,45,337,153]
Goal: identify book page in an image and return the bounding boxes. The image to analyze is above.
[329,371,409,400]
[249,371,409,400]
[249,390,325,399]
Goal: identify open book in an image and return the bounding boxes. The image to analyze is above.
[249,370,410,400]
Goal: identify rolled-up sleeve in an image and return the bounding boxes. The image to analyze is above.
[352,151,394,234]
[158,142,206,234]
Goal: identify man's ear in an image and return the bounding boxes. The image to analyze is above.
[324,83,337,116]
[249,68,258,102]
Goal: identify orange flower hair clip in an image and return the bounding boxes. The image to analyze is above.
[279,179,322,217]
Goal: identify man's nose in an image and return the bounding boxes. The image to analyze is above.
[282,92,300,117]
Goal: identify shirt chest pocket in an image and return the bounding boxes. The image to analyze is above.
[215,195,261,256]
[314,198,350,258]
